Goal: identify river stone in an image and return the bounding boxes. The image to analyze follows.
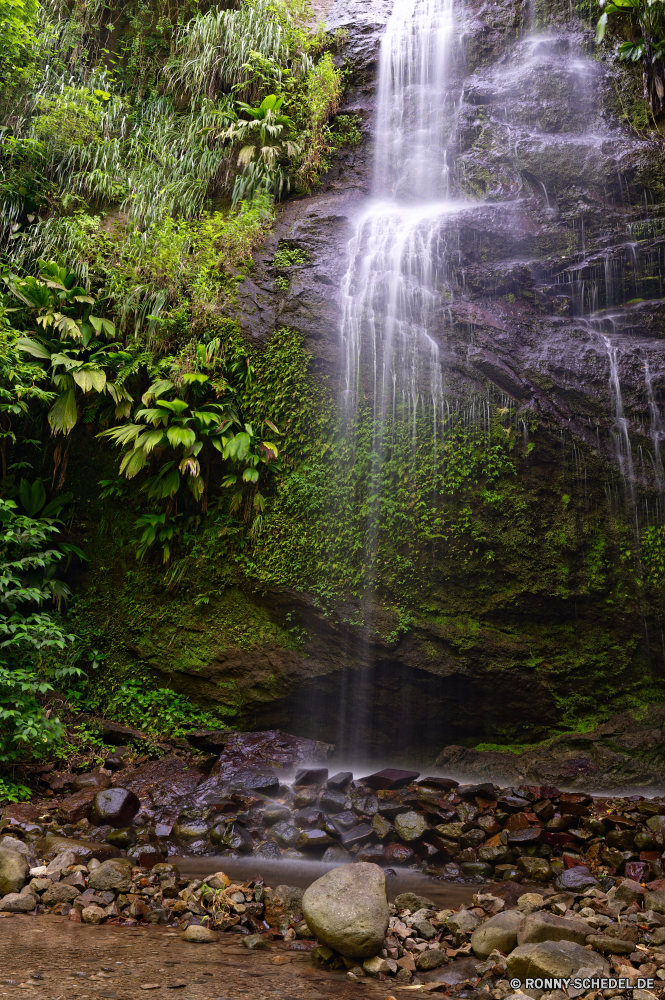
[105,826,137,849]
[393,811,427,841]
[82,905,105,924]
[517,910,590,946]
[0,850,28,895]
[296,829,334,850]
[254,840,282,859]
[264,885,304,928]
[322,844,352,862]
[517,857,551,881]
[0,886,37,912]
[262,803,292,825]
[91,787,140,827]
[471,908,525,959]
[615,878,646,904]
[302,862,389,958]
[394,892,436,912]
[585,934,634,954]
[36,835,121,863]
[446,909,481,935]
[270,822,301,848]
[182,924,219,943]
[415,949,447,971]
[72,771,112,794]
[320,789,349,814]
[507,940,609,982]
[553,867,598,892]
[88,858,133,892]
[645,890,665,914]
[41,882,81,906]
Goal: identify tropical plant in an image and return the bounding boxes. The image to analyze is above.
[226,94,301,205]
[0,0,39,87]
[98,372,237,515]
[597,0,665,113]
[0,498,84,761]
[7,261,133,443]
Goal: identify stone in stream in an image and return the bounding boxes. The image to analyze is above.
[321,844,352,863]
[645,890,665,913]
[57,789,97,824]
[415,949,447,971]
[88,859,133,892]
[385,842,414,864]
[393,811,427,841]
[339,823,374,846]
[416,776,459,790]
[302,862,389,958]
[294,767,328,786]
[585,934,635,954]
[220,822,254,852]
[334,810,360,832]
[360,769,420,790]
[38,883,77,907]
[0,850,28,896]
[296,829,334,851]
[0,885,37,912]
[319,789,349,814]
[105,826,137,849]
[394,892,435,911]
[517,910,590,946]
[264,885,304,929]
[182,924,219,943]
[72,771,112,794]
[507,940,609,981]
[471,909,524,959]
[270,822,301,848]
[254,840,282,859]
[553,866,598,891]
[91,787,140,827]
[262,803,292,825]
[326,772,353,790]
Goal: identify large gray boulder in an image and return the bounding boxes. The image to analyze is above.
[517,910,591,946]
[471,909,524,959]
[0,850,28,896]
[87,858,133,893]
[0,885,37,912]
[507,940,609,982]
[302,862,389,958]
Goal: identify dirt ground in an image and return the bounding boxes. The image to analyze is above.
[0,915,392,1000]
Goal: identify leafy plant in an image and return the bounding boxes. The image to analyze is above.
[226,94,301,205]
[597,0,665,113]
[0,776,32,802]
[104,679,235,736]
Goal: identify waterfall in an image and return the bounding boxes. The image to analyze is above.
[340,0,460,431]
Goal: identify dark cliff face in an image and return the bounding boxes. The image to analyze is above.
[119,0,665,762]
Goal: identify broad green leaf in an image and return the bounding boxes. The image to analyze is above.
[167,426,197,449]
[120,447,148,479]
[157,399,189,415]
[261,440,279,459]
[72,369,107,393]
[48,388,77,435]
[242,467,259,483]
[17,336,51,360]
[19,478,46,517]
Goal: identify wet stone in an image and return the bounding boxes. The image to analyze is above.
[361,769,420,790]
[326,772,353,791]
[320,789,349,813]
[294,767,328,786]
[91,788,140,828]
[394,811,427,841]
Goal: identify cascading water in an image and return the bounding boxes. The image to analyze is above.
[340,0,460,431]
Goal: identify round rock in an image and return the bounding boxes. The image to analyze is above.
[0,850,28,896]
[393,811,427,842]
[182,924,218,943]
[471,908,524,959]
[553,867,598,892]
[302,862,389,959]
[91,787,140,828]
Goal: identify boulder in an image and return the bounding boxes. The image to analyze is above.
[516,857,551,881]
[207,730,334,781]
[0,886,37,912]
[471,909,524,959]
[553,867,598,892]
[0,836,34,858]
[182,924,218,943]
[88,858,133,893]
[615,878,646,905]
[327,772,353,790]
[35,836,121,863]
[446,909,481,935]
[585,934,634,954]
[645,890,665,914]
[302,862,389,958]
[0,850,28,896]
[264,885,304,930]
[57,789,96,824]
[46,851,78,875]
[321,845,352,863]
[360,769,420,790]
[517,910,591,946]
[81,905,105,924]
[118,754,206,825]
[41,883,81,906]
[394,811,427,841]
[394,892,436,912]
[71,771,112,794]
[507,940,609,982]
[294,767,328,785]
[91,787,140,827]
[415,949,447,971]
